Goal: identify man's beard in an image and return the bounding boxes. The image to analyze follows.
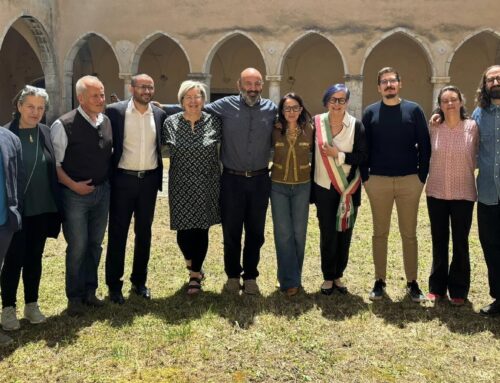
[385,94,397,99]
[488,86,500,99]
[241,91,260,106]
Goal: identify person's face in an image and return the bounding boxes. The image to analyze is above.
[485,66,500,99]
[78,82,105,116]
[327,91,348,116]
[439,90,462,116]
[377,72,401,99]
[131,76,155,105]
[181,87,204,115]
[282,98,302,125]
[17,95,45,128]
[238,72,263,106]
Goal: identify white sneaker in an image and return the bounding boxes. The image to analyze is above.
[24,302,46,324]
[1,306,20,331]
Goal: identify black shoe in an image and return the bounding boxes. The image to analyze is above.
[84,294,105,307]
[406,280,425,303]
[480,300,500,316]
[131,285,151,300]
[369,279,386,301]
[67,300,86,317]
[320,281,334,295]
[109,290,125,305]
[334,283,348,295]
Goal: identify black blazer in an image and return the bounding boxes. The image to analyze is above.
[105,100,167,191]
[5,119,62,238]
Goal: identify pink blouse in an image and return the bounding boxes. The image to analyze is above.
[426,119,478,201]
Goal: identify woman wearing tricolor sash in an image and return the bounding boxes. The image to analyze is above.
[313,84,368,295]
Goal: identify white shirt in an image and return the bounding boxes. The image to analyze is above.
[118,99,157,171]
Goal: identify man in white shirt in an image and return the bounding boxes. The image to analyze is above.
[105,74,166,304]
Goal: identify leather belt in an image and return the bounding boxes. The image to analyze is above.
[118,168,157,179]
[223,167,269,178]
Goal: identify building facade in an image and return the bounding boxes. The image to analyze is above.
[1,0,499,124]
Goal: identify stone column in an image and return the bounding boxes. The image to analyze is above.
[119,73,132,100]
[63,71,74,115]
[344,74,364,119]
[265,75,282,105]
[431,76,450,111]
[188,72,212,101]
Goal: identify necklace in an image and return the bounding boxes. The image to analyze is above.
[24,127,40,194]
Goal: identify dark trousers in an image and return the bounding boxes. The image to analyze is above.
[478,201,500,300]
[220,172,271,280]
[314,183,356,281]
[105,170,159,292]
[427,197,474,299]
[1,213,51,307]
[177,229,209,272]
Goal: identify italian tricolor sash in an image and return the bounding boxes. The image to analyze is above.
[315,113,361,231]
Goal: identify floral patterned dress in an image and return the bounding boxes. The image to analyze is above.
[161,111,222,230]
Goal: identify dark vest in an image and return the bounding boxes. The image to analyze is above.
[59,109,112,185]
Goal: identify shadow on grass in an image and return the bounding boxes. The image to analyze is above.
[368,296,500,336]
[2,285,499,360]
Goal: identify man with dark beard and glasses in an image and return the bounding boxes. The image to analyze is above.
[473,65,500,316]
[105,74,166,304]
[361,67,431,303]
[204,68,277,295]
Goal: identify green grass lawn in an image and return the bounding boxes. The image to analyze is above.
[0,189,499,382]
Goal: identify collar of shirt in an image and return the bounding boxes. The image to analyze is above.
[127,99,153,115]
[487,103,500,112]
[77,105,104,128]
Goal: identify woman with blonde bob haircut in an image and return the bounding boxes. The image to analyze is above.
[162,80,222,295]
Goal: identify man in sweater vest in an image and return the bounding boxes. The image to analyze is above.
[50,75,113,316]
[361,67,431,303]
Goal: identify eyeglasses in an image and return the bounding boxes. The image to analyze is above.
[379,78,399,86]
[485,76,500,85]
[328,97,347,105]
[183,95,203,101]
[133,85,155,91]
[97,125,104,149]
[283,105,302,113]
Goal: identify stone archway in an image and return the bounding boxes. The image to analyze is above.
[279,32,346,116]
[0,16,58,124]
[64,32,121,111]
[361,30,434,116]
[448,29,500,112]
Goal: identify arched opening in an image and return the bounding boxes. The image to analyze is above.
[449,31,500,112]
[0,17,57,124]
[281,33,345,115]
[362,32,433,117]
[69,33,121,108]
[135,35,190,104]
[208,34,267,101]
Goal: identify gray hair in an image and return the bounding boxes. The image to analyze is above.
[75,75,102,96]
[177,80,207,104]
[17,85,50,110]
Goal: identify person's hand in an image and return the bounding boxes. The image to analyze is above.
[321,142,339,158]
[72,179,95,195]
[429,113,441,127]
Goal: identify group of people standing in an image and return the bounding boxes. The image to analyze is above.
[1,63,499,347]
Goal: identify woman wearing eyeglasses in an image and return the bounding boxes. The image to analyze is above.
[270,93,313,297]
[161,80,222,295]
[426,86,478,306]
[1,86,61,331]
[313,84,368,295]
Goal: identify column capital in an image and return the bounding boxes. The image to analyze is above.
[431,76,451,84]
[344,74,364,82]
[265,75,282,82]
[119,73,133,81]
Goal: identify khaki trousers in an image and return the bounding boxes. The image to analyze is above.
[364,174,424,281]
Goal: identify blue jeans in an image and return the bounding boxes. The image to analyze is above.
[62,182,110,302]
[270,182,310,290]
